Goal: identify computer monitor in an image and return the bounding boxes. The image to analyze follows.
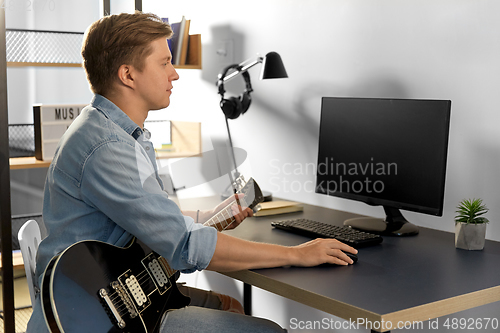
[315,97,451,236]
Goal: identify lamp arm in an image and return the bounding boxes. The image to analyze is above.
[225,116,240,184]
[222,56,263,83]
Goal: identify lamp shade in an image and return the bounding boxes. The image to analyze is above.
[260,52,288,80]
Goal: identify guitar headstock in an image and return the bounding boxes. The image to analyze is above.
[234,176,264,211]
[231,175,247,193]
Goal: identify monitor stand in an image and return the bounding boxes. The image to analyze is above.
[343,206,419,236]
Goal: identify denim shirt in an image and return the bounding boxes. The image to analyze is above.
[27,94,217,332]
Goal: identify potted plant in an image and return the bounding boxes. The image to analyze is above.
[455,198,489,250]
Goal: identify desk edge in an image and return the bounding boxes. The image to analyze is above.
[220,270,500,333]
[382,285,500,328]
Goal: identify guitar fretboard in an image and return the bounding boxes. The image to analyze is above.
[203,196,249,232]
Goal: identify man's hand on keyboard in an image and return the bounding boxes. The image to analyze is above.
[291,238,358,266]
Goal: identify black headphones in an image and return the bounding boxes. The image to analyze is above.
[217,64,253,119]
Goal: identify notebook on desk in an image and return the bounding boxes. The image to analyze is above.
[254,200,303,217]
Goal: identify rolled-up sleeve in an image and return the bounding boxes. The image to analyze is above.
[79,137,218,273]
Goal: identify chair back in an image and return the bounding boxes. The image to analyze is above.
[18,219,41,305]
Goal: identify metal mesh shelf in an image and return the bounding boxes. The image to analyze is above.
[6,29,84,65]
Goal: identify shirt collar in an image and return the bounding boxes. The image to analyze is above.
[91,94,143,139]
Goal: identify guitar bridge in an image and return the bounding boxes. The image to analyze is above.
[99,287,127,329]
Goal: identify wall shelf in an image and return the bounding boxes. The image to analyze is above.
[6,30,202,69]
[9,157,51,170]
[7,62,82,68]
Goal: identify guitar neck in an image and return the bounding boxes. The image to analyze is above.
[202,196,250,232]
[202,177,263,231]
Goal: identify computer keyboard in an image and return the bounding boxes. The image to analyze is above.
[271,218,383,248]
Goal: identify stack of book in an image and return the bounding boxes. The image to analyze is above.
[162,16,198,66]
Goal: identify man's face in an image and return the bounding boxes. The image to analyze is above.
[134,37,179,111]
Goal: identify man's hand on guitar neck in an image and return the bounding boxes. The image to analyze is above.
[204,193,253,230]
[183,193,253,229]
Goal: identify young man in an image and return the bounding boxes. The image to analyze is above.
[27,12,357,332]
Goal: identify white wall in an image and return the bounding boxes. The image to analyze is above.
[6,1,500,331]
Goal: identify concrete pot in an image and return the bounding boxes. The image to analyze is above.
[455,223,487,250]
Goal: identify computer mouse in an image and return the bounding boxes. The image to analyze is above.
[343,251,358,264]
[318,251,358,267]
[319,251,358,267]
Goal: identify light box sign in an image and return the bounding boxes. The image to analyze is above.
[34,104,87,161]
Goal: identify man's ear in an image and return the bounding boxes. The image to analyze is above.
[117,64,135,89]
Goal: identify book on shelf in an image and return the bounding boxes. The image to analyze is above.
[174,16,186,65]
[254,200,304,217]
[178,19,190,65]
[161,18,174,59]
[162,16,191,66]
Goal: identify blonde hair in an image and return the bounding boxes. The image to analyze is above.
[81,12,172,96]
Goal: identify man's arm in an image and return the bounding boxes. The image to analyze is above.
[206,232,358,272]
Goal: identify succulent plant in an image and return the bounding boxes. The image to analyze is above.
[455,198,489,224]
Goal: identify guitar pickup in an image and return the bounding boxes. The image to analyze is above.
[118,270,151,312]
[142,253,172,295]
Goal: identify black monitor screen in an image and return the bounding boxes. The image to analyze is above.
[315,97,451,234]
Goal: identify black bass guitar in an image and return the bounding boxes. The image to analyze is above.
[41,176,263,333]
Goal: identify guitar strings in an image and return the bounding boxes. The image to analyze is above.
[107,256,177,314]
[204,197,249,230]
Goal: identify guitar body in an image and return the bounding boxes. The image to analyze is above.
[42,240,190,333]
